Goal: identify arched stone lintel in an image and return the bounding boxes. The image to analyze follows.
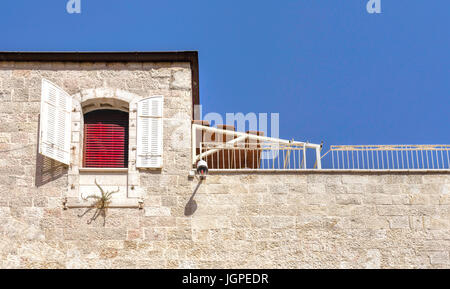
[71,88,142,114]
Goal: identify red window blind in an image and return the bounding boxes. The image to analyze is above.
[83,110,129,168]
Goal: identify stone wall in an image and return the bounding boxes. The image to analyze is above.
[189,172,450,268]
[0,62,449,268]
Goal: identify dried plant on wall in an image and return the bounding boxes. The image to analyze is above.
[78,179,119,226]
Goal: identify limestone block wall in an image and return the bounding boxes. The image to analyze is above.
[189,173,450,268]
[0,61,449,269]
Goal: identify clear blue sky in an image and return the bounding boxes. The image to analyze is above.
[1,0,449,150]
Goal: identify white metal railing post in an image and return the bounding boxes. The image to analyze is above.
[303,144,307,169]
[316,147,322,169]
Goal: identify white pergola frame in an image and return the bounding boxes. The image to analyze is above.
[191,124,322,170]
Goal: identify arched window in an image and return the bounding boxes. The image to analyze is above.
[83,110,129,168]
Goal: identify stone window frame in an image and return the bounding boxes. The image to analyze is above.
[65,88,151,209]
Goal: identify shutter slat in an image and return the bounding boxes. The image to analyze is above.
[136,96,163,168]
[39,79,72,165]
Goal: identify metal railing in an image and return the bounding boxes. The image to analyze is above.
[322,145,450,170]
[192,124,322,170]
[192,124,449,171]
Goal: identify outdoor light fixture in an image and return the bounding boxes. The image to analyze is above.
[196,160,208,179]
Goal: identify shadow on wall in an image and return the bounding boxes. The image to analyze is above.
[184,179,202,216]
[35,114,67,187]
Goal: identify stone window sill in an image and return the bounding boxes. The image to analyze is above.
[79,168,129,173]
[64,197,143,209]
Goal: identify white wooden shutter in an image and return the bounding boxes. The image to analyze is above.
[136,96,164,168]
[39,79,72,165]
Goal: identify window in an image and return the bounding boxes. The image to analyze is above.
[38,79,166,207]
[39,78,164,170]
[83,110,129,168]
